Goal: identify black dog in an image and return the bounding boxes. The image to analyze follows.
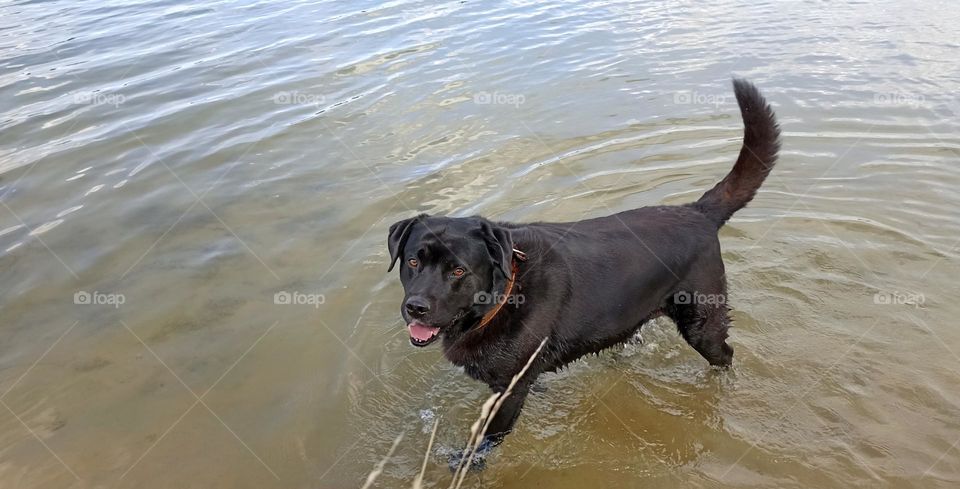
[387,79,779,460]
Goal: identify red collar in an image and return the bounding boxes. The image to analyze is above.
[474,249,527,331]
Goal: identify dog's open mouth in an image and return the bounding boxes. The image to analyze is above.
[408,321,441,346]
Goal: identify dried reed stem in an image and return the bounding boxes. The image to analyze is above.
[451,336,549,489]
[412,416,441,489]
[361,432,404,489]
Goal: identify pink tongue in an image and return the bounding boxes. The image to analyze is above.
[408,322,440,341]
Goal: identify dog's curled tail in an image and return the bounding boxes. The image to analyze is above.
[694,78,780,227]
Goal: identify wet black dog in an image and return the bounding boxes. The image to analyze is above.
[387,79,779,463]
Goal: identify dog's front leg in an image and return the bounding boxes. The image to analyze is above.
[448,379,535,471]
[484,380,532,445]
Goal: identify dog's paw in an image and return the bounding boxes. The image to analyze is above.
[446,438,494,472]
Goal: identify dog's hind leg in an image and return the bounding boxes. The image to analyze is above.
[667,281,734,367]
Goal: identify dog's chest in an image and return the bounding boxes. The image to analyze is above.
[444,346,509,386]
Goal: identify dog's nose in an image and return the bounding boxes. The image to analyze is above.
[405,297,430,317]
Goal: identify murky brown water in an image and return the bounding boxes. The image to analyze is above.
[2,0,959,487]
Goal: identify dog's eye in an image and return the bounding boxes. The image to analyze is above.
[452,267,465,277]
[408,258,419,268]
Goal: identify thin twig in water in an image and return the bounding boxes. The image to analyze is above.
[361,433,404,489]
[451,336,549,489]
[449,396,497,489]
[412,416,441,489]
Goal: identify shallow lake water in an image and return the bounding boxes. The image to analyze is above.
[1,0,959,487]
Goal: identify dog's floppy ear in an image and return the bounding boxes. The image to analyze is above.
[387,214,427,272]
[480,222,513,278]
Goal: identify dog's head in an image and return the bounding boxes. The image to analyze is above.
[387,214,514,347]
